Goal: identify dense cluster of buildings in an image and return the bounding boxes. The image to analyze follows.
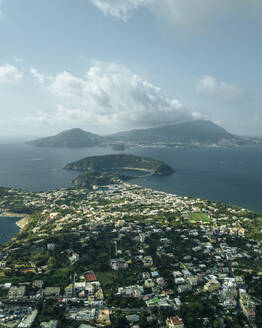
[0,183,261,327]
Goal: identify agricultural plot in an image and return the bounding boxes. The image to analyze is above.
[189,212,211,224]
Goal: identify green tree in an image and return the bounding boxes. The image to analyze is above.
[213,319,222,328]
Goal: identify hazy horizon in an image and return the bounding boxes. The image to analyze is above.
[1,121,262,143]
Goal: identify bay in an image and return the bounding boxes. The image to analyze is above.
[129,146,262,214]
[0,141,261,225]
[0,216,20,244]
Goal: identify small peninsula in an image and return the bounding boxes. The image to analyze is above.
[65,154,175,177]
[72,170,132,188]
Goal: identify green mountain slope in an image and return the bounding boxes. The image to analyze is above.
[27,128,103,148]
[27,120,262,148]
[109,120,235,144]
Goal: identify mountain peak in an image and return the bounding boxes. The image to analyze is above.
[28,128,103,148]
[109,119,233,144]
[27,120,255,148]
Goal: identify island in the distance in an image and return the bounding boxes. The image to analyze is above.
[65,154,174,187]
[28,120,262,149]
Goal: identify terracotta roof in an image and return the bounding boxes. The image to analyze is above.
[168,316,184,325]
[86,273,97,282]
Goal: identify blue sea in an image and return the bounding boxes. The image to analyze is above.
[0,216,20,244]
[0,141,262,243]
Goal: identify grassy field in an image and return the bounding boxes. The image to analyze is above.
[189,212,211,224]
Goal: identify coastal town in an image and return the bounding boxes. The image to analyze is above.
[0,183,262,327]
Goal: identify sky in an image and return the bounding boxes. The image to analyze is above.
[0,0,261,137]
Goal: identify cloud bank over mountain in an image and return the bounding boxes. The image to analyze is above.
[30,61,193,130]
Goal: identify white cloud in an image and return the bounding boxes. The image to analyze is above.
[31,67,46,85]
[0,64,23,83]
[90,0,262,32]
[31,61,192,129]
[149,0,235,31]
[195,75,244,102]
[192,111,207,120]
[90,0,152,21]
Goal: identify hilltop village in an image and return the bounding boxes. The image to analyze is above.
[0,184,262,328]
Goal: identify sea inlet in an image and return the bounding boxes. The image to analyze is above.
[0,216,20,244]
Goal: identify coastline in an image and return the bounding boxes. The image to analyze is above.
[0,211,26,218]
[0,212,29,229]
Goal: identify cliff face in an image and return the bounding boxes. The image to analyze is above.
[154,163,175,175]
[65,154,175,176]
